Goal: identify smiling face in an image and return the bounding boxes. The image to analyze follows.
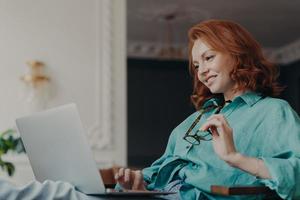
[191,38,237,97]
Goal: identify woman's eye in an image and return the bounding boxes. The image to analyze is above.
[194,65,199,69]
[205,55,215,61]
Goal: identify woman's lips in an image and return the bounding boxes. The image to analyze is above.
[206,75,217,84]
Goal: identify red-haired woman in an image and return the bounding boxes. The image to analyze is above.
[115,20,300,200]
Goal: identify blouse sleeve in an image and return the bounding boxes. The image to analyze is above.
[142,129,177,187]
[259,100,300,200]
[142,111,198,190]
[113,129,177,191]
[113,123,179,191]
[0,179,99,200]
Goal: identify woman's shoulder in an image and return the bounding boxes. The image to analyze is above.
[176,111,199,127]
[258,96,298,121]
[259,96,291,109]
[170,111,199,136]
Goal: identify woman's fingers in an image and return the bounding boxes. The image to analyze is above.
[200,117,223,133]
[115,167,124,180]
[206,114,228,126]
[132,170,143,190]
[115,168,131,189]
[115,168,145,190]
[209,125,219,138]
[124,168,131,183]
[200,114,237,161]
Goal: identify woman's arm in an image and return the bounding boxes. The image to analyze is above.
[201,100,300,199]
[225,153,271,179]
[115,126,179,191]
[200,113,271,179]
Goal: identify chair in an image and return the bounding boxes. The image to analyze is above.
[99,168,282,199]
[99,166,120,188]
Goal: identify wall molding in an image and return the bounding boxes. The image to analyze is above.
[269,39,300,65]
[127,41,188,60]
[87,0,127,166]
[128,39,300,64]
[87,0,113,155]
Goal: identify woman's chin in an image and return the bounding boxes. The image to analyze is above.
[206,82,219,93]
[208,87,219,94]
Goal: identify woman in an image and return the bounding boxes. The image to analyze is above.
[115,19,300,200]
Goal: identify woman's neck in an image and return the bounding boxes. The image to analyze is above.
[224,89,246,102]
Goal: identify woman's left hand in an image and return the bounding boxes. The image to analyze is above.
[200,114,238,162]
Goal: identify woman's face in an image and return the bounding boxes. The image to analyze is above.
[191,38,237,94]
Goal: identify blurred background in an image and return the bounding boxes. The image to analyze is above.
[0,0,299,186]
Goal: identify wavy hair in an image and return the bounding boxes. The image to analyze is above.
[188,19,284,109]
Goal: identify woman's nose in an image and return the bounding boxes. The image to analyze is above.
[197,65,209,81]
[199,65,209,73]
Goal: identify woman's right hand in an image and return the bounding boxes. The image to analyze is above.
[114,168,147,190]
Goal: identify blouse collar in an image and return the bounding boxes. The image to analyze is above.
[203,91,263,108]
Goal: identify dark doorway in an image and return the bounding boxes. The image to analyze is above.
[127,58,195,168]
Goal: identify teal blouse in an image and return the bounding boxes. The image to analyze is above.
[142,92,300,200]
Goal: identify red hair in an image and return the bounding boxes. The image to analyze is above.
[188,19,284,110]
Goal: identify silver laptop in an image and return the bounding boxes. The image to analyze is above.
[15,103,174,196]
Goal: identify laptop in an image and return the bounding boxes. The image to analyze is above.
[15,103,175,197]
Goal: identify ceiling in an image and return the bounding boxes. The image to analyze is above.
[127,0,300,50]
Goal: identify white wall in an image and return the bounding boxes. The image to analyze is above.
[0,0,126,185]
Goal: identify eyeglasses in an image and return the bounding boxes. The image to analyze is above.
[183,104,224,145]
